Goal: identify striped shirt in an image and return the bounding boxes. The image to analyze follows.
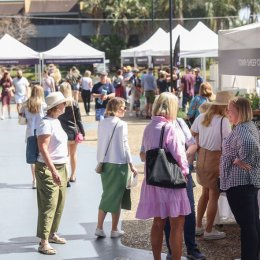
[220,121,260,191]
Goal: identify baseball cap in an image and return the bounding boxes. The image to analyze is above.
[186,65,192,71]
[194,67,200,72]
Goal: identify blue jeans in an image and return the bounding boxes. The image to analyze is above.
[95,108,106,121]
[226,185,260,260]
[182,93,193,111]
[164,166,197,253]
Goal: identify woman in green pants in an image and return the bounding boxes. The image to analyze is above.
[35,92,69,255]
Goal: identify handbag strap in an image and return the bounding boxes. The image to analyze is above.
[220,116,224,151]
[159,123,168,148]
[103,120,119,159]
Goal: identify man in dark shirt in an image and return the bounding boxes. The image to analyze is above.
[91,71,115,121]
[181,65,195,112]
[194,67,203,95]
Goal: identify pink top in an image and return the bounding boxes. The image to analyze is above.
[136,116,191,219]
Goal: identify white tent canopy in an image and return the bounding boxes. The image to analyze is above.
[180,22,218,58]
[219,22,260,76]
[0,34,40,65]
[121,28,169,58]
[41,33,105,64]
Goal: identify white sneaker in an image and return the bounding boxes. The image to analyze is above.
[195,226,204,236]
[32,180,36,189]
[111,230,124,238]
[204,229,226,240]
[95,228,106,238]
[0,116,4,120]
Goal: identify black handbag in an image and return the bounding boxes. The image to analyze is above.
[145,123,187,189]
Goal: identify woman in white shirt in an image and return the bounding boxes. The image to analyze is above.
[35,92,69,255]
[95,97,138,238]
[191,90,234,241]
[20,85,46,188]
[81,70,93,115]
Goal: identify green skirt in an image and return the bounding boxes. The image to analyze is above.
[99,163,131,213]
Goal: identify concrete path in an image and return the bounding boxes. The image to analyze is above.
[0,110,173,260]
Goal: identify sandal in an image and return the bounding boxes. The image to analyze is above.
[38,242,57,255]
[49,233,67,244]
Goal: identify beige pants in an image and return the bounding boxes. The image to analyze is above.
[35,162,67,240]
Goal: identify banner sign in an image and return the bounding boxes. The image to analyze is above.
[122,57,134,65]
[0,59,39,65]
[219,48,260,76]
[45,58,104,64]
[152,56,170,65]
[136,56,148,65]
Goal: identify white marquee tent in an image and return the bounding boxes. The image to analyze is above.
[180,22,218,58]
[0,34,40,65]
[41,33,105,65]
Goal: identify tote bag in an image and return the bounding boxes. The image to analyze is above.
[146,124,187,189]
[26,131,39,164]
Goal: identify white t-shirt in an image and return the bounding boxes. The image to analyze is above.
[42,76,55,92]
[81,77,92,91]
[13,77,29,96]
[191,113,231,151]
[36,117,68,164]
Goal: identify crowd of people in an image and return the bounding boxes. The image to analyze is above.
[0,63,259,260]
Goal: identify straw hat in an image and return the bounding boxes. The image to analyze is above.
[45,92,69,110]
[211,90,235,105]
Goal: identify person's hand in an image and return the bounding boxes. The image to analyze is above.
[52,171,61,186]
[233,158,252,171]
[130,166,138,177]
[102,94,108,100]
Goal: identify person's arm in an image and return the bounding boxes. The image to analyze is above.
[37,134,61,186]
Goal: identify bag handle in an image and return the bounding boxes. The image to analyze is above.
[220,116,224,151]
[159,123,168,148]
[70,100,79,134]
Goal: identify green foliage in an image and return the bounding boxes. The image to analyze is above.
[244,93,260,110]
[90,35,127,68]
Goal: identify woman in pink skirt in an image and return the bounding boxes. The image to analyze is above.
[137,92,191,260]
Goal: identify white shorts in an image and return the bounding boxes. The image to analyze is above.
[15,94,27,104]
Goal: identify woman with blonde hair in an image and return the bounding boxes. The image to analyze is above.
[66,66,81,102]
[95,97,137,238]
[187,82,214,125]
[137,92,191,260]
[191,90,234,240]
[221,97,260,260]
[81,70,93,115]
[58,82,85,184]
[20,85,46,188]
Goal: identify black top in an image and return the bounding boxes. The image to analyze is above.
[91,82,115,109]
[58,101,85,141]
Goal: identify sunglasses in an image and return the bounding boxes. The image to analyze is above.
[121,106,127,111]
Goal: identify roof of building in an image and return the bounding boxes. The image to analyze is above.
[0,2,23,15]
[28,0,79,14]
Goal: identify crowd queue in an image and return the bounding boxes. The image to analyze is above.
[0,63,260,260]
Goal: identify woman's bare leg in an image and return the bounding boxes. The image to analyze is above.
[196,187,209,228]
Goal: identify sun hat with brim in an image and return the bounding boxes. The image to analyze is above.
[211,90,235,105]
[45,92,69,111]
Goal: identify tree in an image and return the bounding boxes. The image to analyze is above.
[105,0,150,43]
[80,0,106,36]
[0,16,37,43]
[91,34,126,67]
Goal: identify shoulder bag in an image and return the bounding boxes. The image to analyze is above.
[146,123,187,189]
[26,129,39,164]
[95,121,119,174]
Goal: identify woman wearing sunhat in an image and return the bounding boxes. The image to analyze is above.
[35,92,69,255]
[190,90,234,240]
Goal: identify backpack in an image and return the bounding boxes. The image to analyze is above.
[113,78,122,89]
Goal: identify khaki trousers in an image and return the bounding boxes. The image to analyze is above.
[35,162,67,240]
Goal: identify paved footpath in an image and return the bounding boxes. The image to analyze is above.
[0,110,177,260]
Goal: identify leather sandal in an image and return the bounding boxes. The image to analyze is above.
[49,234,67,244]
[38,242,57,255]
